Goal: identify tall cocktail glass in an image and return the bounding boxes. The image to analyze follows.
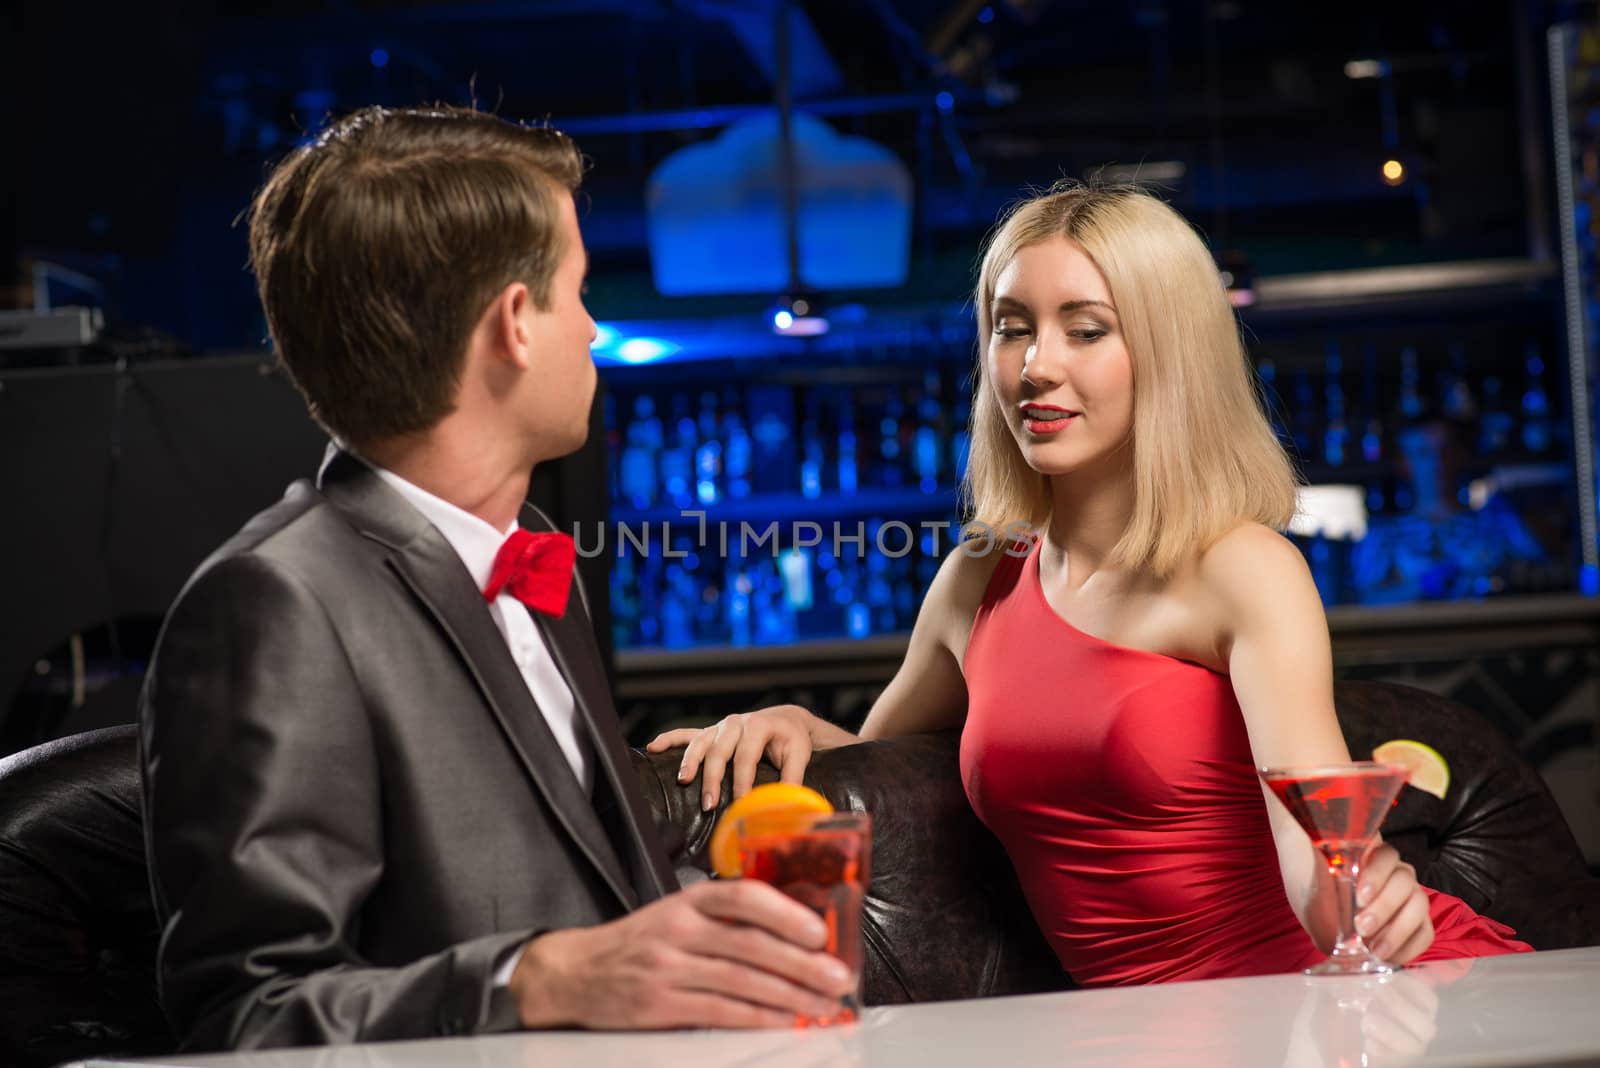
[1259,761,1410,976]
[736,809,871,1026]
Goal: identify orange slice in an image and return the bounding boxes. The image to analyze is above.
[1373,739,1451,800]
[708,783,833,878]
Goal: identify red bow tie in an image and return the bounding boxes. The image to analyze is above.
[483,530,576,618]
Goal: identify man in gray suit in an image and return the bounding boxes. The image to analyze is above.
[139,105,853,1052]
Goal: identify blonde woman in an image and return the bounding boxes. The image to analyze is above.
[650,182,1530,984]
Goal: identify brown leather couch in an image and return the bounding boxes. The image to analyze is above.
[3,680,1597,1065]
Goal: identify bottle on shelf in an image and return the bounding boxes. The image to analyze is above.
[780,547,815,614]
[1254,356,1289,449]
[749,386,797,495]
[1291,366,1316,463]
[951,371,973,486]
[1322,342,1348,468]
[800,419,825,500]
[842,553,871,640]
[722,390,754,500]
[659,562,694,648]
[660,394,697,510]
[695,390,723,507]
[866,543,897,634]
[877,393,905,489]
[1478,375,1517,455]
[635,552,663,647]
[726,559,753,646]
[619,394,662,510]
[915,369,944,494]
[1440,341,1477,422]
[752,556,796,644]
[1521,341,1552,455]
[604,391,621,505]
[1359,343,1384,512]
[1399,345,1424,420]
[838,396,859,495]
[609,548,638,650]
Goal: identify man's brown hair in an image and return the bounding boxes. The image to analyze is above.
[247,105,584,446]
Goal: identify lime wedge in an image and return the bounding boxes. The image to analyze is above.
[1373,739,1451,799]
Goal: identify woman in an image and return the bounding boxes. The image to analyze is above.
[649,182,1530,985]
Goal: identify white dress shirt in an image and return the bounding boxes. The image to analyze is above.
[371,467,594,796]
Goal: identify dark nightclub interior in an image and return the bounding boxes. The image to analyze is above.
[5,0,1599,863]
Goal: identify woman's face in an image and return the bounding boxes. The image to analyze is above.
[985,235,1135,479]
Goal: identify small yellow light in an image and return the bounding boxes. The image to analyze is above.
[1382,159,1405,185]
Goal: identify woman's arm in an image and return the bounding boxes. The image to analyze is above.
[859,542,1000,738]
[647,545,999,808]
[1198,524,1434,962]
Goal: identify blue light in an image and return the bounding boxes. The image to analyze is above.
[936,91,955,112]
[614,337,679,364]
[1582,565,1600,597]
[977,5,994,23]
[370,48,389,69]
[591,322,620,350]
[848,603,871,639]
[773,309,794,330]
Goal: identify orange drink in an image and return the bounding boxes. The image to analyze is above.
[737,807,872,1026]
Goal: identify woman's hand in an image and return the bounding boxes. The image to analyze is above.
[1356,843,1435,964]
[646,705,848,811]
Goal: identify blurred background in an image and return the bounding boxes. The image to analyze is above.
[3,0,1598,864]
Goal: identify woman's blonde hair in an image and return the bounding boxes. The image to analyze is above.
[964,180,1297,576]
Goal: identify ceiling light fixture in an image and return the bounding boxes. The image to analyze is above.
[771,292,829,336]
[1344,58,1390,80]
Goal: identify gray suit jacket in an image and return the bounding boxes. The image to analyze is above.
[140,449,676,1051]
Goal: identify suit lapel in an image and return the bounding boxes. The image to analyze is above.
[521,505,677,903]
[318,449,637,911]
[527,606,676,903]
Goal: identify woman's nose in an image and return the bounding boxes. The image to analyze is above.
[1021,334,1066,388]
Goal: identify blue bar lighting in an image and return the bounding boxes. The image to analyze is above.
[613,337,680,364]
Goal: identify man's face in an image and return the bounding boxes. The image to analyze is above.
[520,194,598,459]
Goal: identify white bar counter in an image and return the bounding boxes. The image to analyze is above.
[77,945,1600,1068]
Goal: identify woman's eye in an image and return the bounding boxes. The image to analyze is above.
[1070,329,1106,341]
[994,325,1031,339]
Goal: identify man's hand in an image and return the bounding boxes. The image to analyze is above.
[510,879,856,1029]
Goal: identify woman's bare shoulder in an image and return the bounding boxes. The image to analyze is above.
[1191,521,1325,644]
[925,536,1029,652]
[1196,522,1312,596]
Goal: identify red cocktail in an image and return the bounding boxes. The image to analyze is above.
[1261,762,1409,975]
[738,810,871,1026]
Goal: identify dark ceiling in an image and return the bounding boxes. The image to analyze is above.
[8,0,1577,346]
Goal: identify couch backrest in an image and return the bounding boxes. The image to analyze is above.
[632,679,1600,1003]
[0,725,172,1066]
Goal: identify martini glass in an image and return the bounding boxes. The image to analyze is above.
[1259,761,1410,976]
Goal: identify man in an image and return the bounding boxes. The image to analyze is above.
[139,105,852,1051]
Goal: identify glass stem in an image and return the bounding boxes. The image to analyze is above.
[1330,854,1364,955]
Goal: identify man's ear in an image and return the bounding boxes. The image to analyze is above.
[489,281,536,370]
